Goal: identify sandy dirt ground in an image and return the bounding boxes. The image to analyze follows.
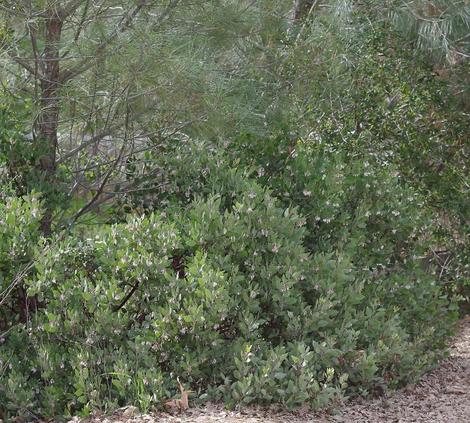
[78,316,470,423]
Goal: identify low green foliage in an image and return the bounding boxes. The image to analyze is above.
[0,162,458,418]
[0,191,44,328]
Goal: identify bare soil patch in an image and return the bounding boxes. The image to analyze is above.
[78,316,470,423]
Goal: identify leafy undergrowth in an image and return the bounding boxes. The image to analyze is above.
[0,148,459,420]
[59,317,470,423]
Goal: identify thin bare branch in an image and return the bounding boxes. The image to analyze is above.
[71,142,125,223]
[8,52,39,76]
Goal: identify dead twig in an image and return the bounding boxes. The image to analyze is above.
[164,378,194,413]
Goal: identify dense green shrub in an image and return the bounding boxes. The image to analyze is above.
[0,172,457,419]
[139,136,436,270]
[0,191,44,328]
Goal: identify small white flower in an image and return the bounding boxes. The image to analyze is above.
[303,190,312,197]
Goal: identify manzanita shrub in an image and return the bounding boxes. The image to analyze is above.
[0,164,458,419]
[0,190,44,329]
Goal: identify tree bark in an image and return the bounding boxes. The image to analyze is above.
[291,0,304,22]
[36,14,63,235]
[290,0,317,22]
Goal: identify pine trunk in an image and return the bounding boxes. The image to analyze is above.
[36,16,63,235]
